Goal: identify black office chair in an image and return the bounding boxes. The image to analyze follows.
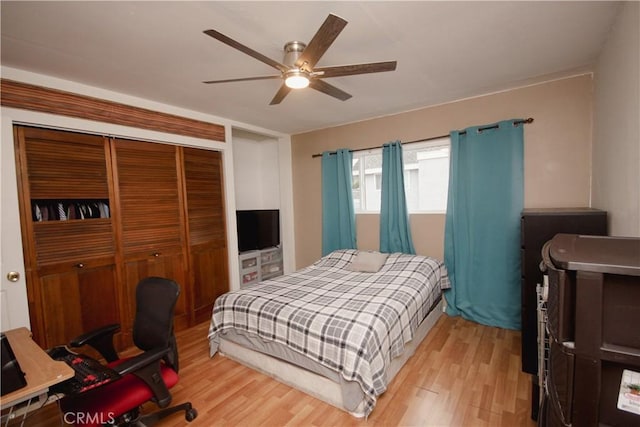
[58,277,197,426]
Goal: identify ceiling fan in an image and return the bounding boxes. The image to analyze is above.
[203,14,397,105]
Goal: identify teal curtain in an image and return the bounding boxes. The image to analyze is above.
[322,149,356,256]
[444,120,524,330]
[380,141,416,254]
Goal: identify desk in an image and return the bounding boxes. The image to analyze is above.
[0,327,73,411]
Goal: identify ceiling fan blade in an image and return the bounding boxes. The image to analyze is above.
[314,61,397,78]
[295,14,347,70]
[309,79,352,101]
[269,84,292,105]
[203,75,281,84]
[204,29,288,72]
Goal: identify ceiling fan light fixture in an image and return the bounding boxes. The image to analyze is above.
[284,70,310,89]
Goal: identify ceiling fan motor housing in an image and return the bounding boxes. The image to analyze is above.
[283,41,307,69]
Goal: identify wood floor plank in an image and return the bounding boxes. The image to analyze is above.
[11,315,538,426]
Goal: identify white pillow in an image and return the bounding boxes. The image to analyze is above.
[348,251,389,273]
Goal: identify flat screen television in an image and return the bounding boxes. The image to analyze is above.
[236,209,280,252]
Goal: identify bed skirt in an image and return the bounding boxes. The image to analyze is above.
[216,297,444,417]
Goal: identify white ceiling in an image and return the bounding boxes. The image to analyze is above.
[0,1,621,135]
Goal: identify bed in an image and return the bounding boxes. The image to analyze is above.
[208,249,450,417]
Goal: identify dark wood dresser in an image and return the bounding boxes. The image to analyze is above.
[520,208,607,419]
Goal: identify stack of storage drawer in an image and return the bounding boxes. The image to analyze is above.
[540,234,640,426]
[520,208,607,420]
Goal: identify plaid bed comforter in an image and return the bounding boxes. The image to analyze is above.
[208,249,450,416]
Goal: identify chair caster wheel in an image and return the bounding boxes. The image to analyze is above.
[185,408,198,422]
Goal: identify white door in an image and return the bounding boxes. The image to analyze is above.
[1,118,31,332]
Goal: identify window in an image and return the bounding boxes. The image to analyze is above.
[351,137,450,213]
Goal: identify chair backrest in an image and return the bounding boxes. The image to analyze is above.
[133,277,180,371]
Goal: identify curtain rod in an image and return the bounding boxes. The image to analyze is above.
[311,117,534,158]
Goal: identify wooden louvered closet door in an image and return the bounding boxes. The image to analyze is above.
[14,126,120,349]
[15,126,230,351]
[182,148,229,323]
[111,139,189,344]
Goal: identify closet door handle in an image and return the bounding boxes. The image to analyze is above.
[75,263,85,269]
[152,252,161,258]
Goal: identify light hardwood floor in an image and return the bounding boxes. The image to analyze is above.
[17,314,537,426]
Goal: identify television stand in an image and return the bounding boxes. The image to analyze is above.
[239,247,283,288]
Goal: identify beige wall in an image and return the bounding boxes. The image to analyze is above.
[291,75,594,268]
[592,1,640,237]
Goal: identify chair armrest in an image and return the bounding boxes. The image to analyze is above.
[69,324,120,363]
[113,348,169,376]
[114,348,173,408]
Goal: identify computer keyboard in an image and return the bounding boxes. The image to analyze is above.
[48,346,120,394]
